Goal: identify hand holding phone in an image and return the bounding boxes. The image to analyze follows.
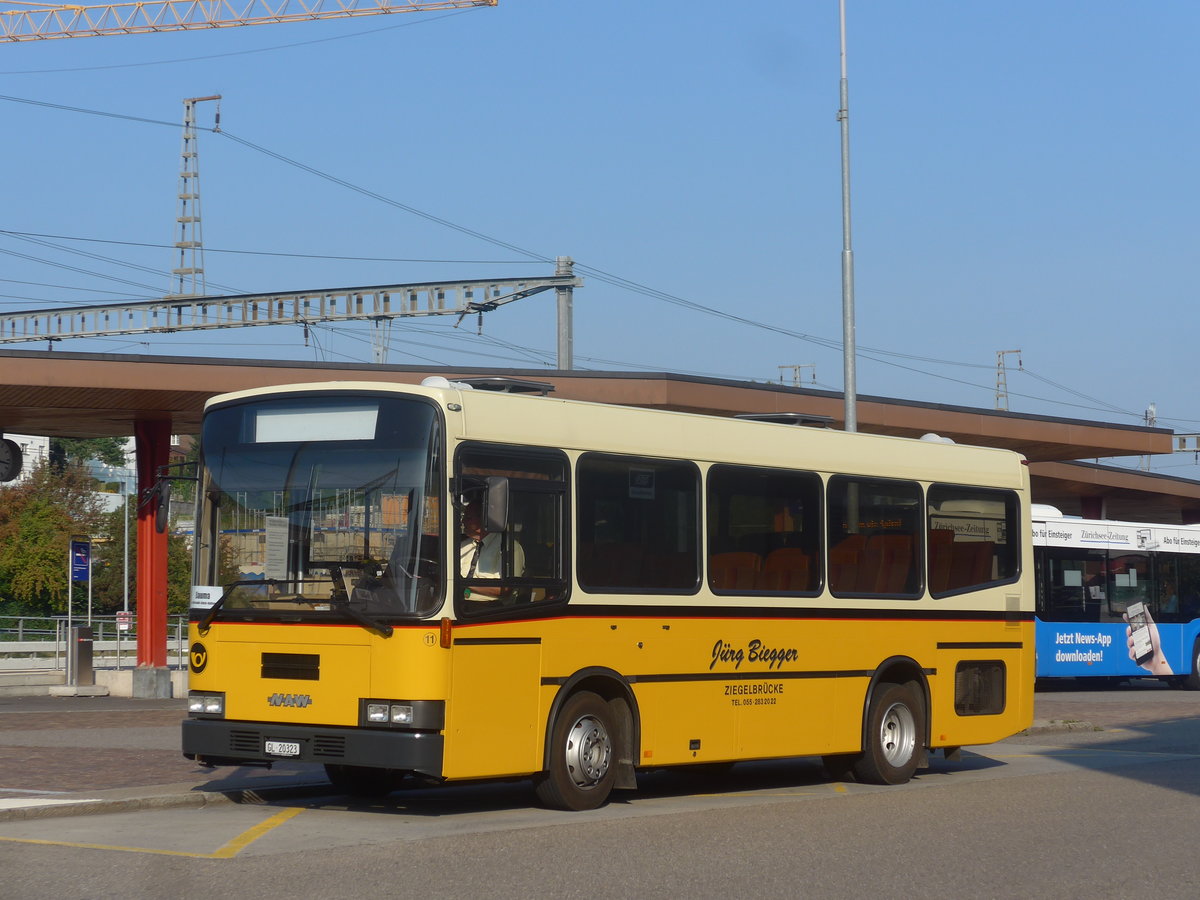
[1126,602,1154,666]
[1125,602,1173,675]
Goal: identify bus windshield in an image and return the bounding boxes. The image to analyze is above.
[193,394,443,622]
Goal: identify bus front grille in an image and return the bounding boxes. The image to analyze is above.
[261,652,320,681]
[229,730,262,754]
[312,735,346,759]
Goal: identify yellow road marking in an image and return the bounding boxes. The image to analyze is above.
[0,806,303,859]
[211,807,304,858]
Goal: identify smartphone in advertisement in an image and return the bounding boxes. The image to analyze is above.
[1127,601,1154,666]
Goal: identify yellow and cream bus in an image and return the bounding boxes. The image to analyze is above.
[182,376,1034,810]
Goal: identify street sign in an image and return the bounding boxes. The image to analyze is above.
[70,539,90,582]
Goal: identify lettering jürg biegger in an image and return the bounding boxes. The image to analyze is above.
[710,638,799,671]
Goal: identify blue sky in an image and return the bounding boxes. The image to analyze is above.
[1,1,1198,474]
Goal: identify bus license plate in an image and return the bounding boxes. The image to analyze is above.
[265,740,300,758]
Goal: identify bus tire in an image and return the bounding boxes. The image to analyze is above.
[535,691,616,811]
[1183,640,1200,691]
[324,764,406,798]
[851,681,923,785]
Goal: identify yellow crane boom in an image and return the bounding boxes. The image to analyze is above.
[0,0,496,42]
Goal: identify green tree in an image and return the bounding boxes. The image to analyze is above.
[0,457,210,619]
[88,502,135,615]
[49,437,128,471]
[90,496,204,615]
[0,463,105,616]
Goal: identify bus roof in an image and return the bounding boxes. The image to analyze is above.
[205,379,1030,489]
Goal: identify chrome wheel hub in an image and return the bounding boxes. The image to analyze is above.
[878,701,917,766]
[564,714,612,788]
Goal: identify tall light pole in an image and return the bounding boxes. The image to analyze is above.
[121,467,134,614]
[838,0,858,432]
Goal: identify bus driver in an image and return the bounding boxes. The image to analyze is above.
[460,497,525,601]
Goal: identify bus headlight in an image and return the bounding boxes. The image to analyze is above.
[188,691,225,716]
[366,702,413,725]
[360,699,443,730]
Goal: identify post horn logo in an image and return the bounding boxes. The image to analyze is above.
[189,642,208,674]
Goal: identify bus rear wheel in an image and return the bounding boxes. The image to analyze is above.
[535,691,616,811]
[1183,640,1200,691]
[851,681,924,785]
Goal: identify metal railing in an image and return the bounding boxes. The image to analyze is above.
[0,614,190,672]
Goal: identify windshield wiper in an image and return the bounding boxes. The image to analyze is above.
[197,578,286,632]
[329,597,393,638]
[197,576,393,638]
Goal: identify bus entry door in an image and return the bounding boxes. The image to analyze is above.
[443,639,542,779]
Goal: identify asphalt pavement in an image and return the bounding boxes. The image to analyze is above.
[1,681,1196,822]
[0,695,330,822]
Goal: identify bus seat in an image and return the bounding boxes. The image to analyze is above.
[738,531,806,557]
[928,529,955,594]
[855,536,882,592]
[709,551,761,592]
[883,534,916,593]
[756,548,813,591]
[948,540,994,591]
[852,534,911,593]
[828,534,867,593]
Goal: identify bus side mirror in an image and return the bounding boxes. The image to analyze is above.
[484,476,509,533]
[155,479,171,534]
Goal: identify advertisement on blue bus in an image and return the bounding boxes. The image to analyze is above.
[1032,510,1200,688]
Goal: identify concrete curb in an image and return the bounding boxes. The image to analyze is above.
[0,781,332,823]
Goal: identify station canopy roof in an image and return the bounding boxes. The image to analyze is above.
[1,348,1197,523]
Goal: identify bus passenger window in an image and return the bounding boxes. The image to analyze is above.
[576,454,699,593]
[455,444,568,615]
[827,476,921,597]
[927,485,1020,597]
[706,465,822,594]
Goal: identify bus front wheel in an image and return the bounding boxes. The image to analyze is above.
[535,691,617,811]
[852,681,924,785]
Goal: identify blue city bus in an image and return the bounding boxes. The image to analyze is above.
[1032,507,1200,687]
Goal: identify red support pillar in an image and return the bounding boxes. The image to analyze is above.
[135,419,172,669]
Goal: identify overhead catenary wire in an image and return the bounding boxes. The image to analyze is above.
[1018,366,1135,417]
[0,96,1055,370]
[0,92,1191,428]
[2,231,246,296]
[0,246,164,293]
[0,231,527,265]
[0,277,158,298]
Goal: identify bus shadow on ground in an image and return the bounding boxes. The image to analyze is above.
[276,753,1008,818]
[1003,715,1200,798]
